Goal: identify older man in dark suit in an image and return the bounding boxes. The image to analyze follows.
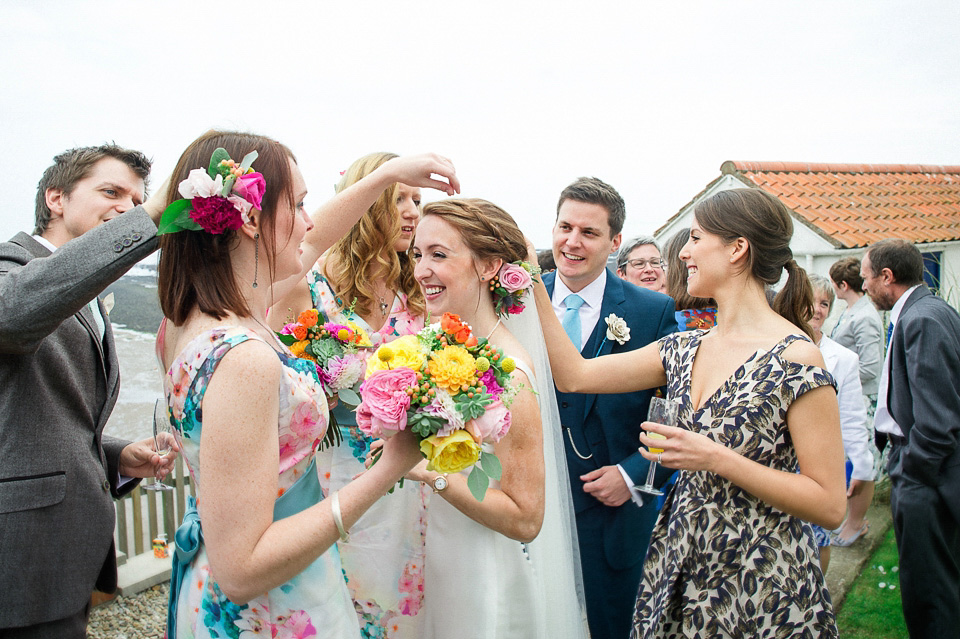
[0,145,173,637]
[861,238,960,639]
[543,177,675,639]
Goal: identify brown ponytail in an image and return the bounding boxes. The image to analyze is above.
[773,259,814,339]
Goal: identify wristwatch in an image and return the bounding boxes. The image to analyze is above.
[431,474,449,493]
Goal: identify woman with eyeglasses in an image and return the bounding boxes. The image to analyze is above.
[616,236,667,294]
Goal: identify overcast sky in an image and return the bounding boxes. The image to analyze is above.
[2,1,958,249]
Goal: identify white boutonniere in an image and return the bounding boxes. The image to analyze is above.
[604,313,630,345]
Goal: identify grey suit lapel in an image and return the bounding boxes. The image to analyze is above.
[899,286,930,317]
[14,232,113,391]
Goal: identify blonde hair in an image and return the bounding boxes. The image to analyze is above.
[323,152,425,318]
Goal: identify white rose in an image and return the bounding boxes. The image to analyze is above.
[178,169,223,199]
[605,314,630,345]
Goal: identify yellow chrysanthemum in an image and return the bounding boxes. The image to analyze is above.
[366,335,426,376]
[428,345,477,393]
[290,340,310,358]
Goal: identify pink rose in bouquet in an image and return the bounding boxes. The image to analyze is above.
[234,172,267,210]
[465,398,511,444]
[498,263,533,293]
[356,368,418,438]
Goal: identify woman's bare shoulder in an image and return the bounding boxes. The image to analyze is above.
[780,337,826,369]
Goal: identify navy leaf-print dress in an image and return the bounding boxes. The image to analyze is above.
[632,330,839,639]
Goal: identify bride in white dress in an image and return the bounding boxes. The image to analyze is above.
[407,198,589,639]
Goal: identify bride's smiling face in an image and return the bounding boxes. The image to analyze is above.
[413,215,486,318]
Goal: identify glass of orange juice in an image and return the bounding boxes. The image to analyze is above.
[638,397,678,495]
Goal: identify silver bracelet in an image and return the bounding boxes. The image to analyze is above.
[330,491,349,543]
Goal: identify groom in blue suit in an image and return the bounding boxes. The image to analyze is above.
[543,177,675,639]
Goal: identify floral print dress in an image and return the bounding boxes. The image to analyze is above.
[307,270,430,638]
[165,326,360,639]
[632,330,839,639]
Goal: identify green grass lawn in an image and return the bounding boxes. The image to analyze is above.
[835,527,908,638]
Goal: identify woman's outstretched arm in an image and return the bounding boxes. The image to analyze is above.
[272,153,459,302]
[527,242,667,395]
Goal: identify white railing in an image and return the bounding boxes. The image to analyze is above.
[115,455,195,556]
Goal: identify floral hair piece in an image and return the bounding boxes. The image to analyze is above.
[157,147,266,235]
[488,260,541,317]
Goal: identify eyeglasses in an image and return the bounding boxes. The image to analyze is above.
[625,258,664,270]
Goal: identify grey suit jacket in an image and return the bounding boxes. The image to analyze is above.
[0,208,158,627]
[887,286,960,523]
[831,294,883,396]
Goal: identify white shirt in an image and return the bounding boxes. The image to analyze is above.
[818,335,875,480]
[874,285,920,438]
[550,269,644,505]
[551,269,606,352]
[33,234,106,341]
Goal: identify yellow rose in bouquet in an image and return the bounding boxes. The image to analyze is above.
[420,430,482,474]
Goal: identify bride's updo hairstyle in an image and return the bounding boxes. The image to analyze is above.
[694,188,814,338]
[419,198,527,275]
[158,130,297,325]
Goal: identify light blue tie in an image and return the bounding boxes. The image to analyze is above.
[886,322,893,348]
[562,294,585,351]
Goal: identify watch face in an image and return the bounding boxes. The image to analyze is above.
[434,476,448,492]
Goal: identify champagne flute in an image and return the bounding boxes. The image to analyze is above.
[637,396,678,495]
[144,399,175,491]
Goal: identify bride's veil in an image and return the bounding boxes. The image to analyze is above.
[503,299,590,638]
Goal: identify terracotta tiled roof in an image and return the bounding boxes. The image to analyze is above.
[721,161,960,248]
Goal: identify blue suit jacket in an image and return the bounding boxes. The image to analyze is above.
[543,269,676,570]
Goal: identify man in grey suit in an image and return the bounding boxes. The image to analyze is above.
[861,238,960,639]
[0,145,173,636]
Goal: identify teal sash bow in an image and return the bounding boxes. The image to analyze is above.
[166,457,322,638]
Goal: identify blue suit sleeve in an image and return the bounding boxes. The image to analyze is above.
[654,295,677,340]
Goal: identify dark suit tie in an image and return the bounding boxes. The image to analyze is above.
[562,294,585,350]
[886,322,893,347]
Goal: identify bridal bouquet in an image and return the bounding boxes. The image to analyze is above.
[277,309,374,407]
[357,313,517,500]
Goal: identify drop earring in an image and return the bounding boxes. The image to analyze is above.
[252,233,260,289]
